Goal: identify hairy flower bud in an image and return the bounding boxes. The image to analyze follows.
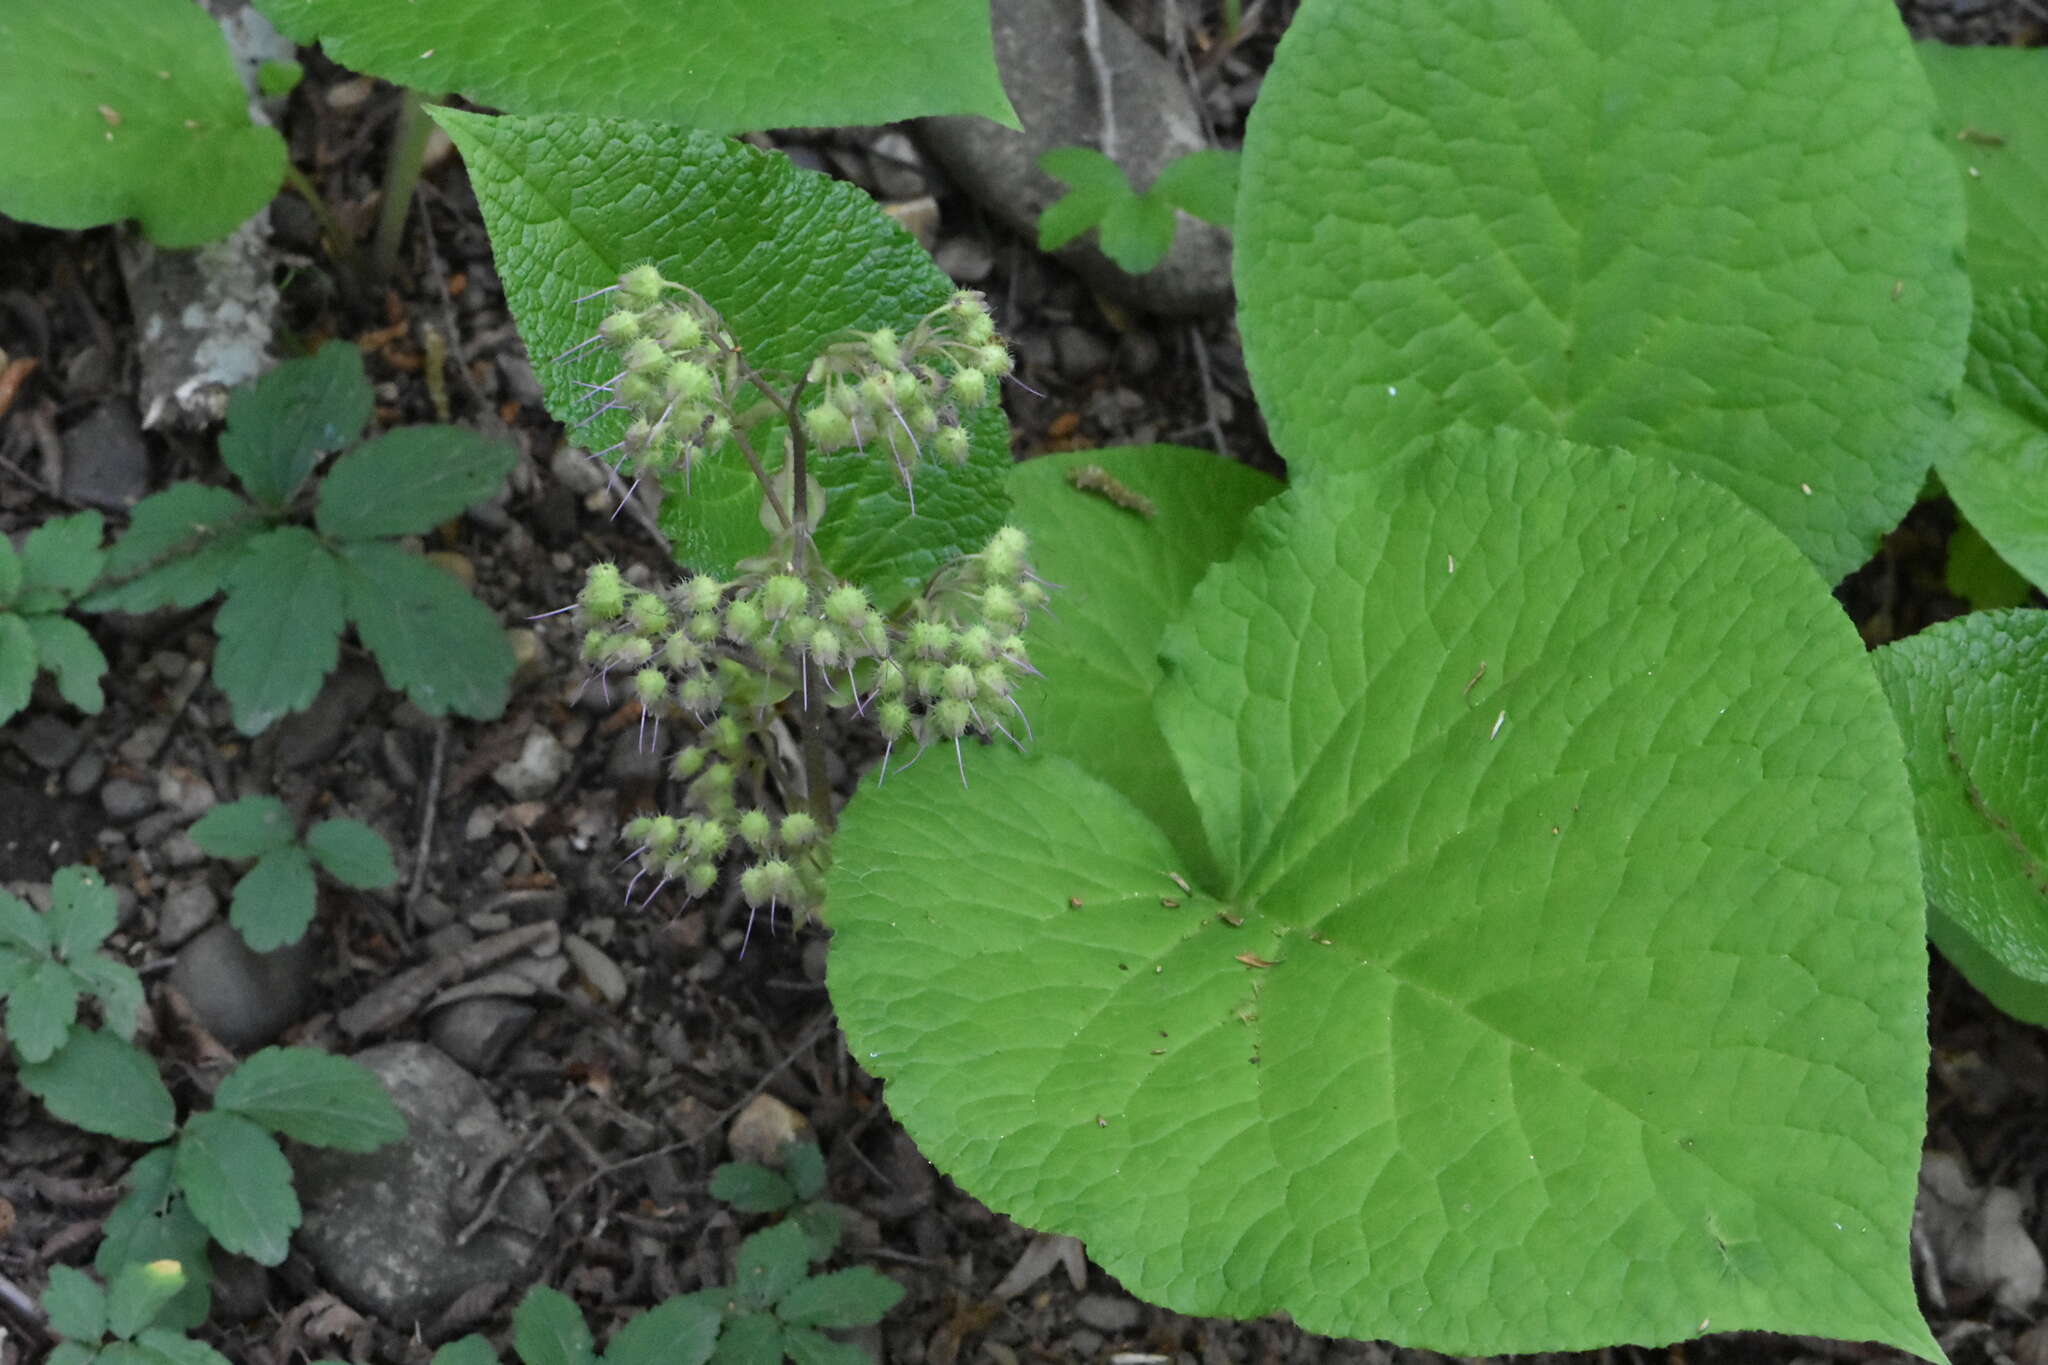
[671,746,706,780]
[932,697,974,738]
[683,575,724,614]
[803,402,855,451]
[633,667,667,709]
[663,358,714,404]
[907,620,953,660]
[877,698,911,738]
[684,861,719,897]
[932,425,970,465]
[599,310,642,345]
[580,562,627,620]
[761,575,809,622]
[823,584,871,630]
[627,591,670,636]
[779,812,821,847]
[942,663,978,700]
[949,366,988,409]
[737,807,774,850]
[622,337,667,375]
[724,598,765,645]
[619,264,667,307]
[657,311,703,351]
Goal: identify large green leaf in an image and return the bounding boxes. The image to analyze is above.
[0,0,284,246]
[95,1149,214,1334]
[315,427,518,541]
[1003,447,1281,888]
[173,1111,300,1265]
[83,484,262,615]
[434,111,1010,605]
[214,528,347,735]
[1872,609,2048,1021]
[829,430,1934,1358]
[1941,289,2048,595]
[20,1029,175,1142]
[229,846,318,953]
[251,0,1013,133]
[1916,43,2048,296]
[336,541,512,720]
[1236,0,1969,583]
[215,1046,406,1151]
[219,343,373,512]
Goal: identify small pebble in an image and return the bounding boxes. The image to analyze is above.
[101,778,157,822]
[63,749,106,798]
[491,731,570,801]
[158,880,220,948]
[1075,1295,1142,1334]
[728,1093,809,1166]
[13,715,83,770]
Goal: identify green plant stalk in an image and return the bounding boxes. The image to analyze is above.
[281,163,359,273]
[372,86,434,278]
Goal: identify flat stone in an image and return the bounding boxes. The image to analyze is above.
[101,778,157,822]
[294,1042,549,1326]
[428,998,536,1074]
[1074,1293,1143,1334]
[60,401,152,510]
[914,0,1232,317]
[274,661,382,769]
[12,715,83,771]
[167,922,317,1050]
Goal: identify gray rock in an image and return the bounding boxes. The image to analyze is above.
[168,922,317,1049]
[13,715,83,770]
[63,748,106,798]
[914,0,1233,317]
[158,879,220,948]
[1074,1294,1143,1334]
[294,1042,550,1326]
[428,998,535,1074]
[491,731,570,801]
[274,661,382,769]
[934,235,995,284]
[61,401,152,510]
[1053,324,1115,379]
[101,778,158,822]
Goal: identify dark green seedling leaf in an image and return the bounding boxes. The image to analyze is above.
[1005,447,1281,889]
[23,617,106,713]
[1094,192,1177,274]
[219,344,373,511]
[783,1140,827,1202]
[735,1221,811,1312]
[710,1313,783,1365]
[215,1046,406,1151]
[1942,289,2048,594]
[48,865,117,963]
[173,1111,299,1265]
[315,427,518,541]
[41,1264,107,1343]
[1150,148,1240,228]
[105,1258,187,1340]
[0,0,284,246]
[0,887,48,953]
[1237,0,1968,583]
[132,1329,234,1365]
[21,1029,175,1141]
[1873,610,2048,1024]
[601,1292,721,1365]
[781,1330,872,1365]
[1917,43,2048,296]
[98,1150,214,1332]
[0,615,32,724]
[776,1268,904,1329]
[831,430,1935,1358]
[0,535,19,604]
[430,1338,502,1365]
[44,1345,95,1365]
[254,0,1013,132]
[83,485,262,615]
[228,846,317,953]
[8,959,80,1063]
[336,541,513,720]
[190,796,297,859]
[1948,520,2036,611]
[19,510,107,606]
[792,1202,843,1264]
[214,527,347,734]
[435,111,1010,607]
[510,1284,597,1365]
[303,818,398,891]
[72,951,146,1043]
[1037,146,1130,251]
[710,1161,796,1213]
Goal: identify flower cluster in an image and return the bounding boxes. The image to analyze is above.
[577,525,1048,935]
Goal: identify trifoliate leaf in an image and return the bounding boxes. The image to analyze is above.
[189,796,297,860]
[22,615,107,714]
[599,1292,720,1365]
[219,344,372,511]
[1237,0,1968,583]
[0,0,284,247]
[508,1284,595,1365]
[735,1221,811,1312]
[303,818,398,890]
[48,865,117,962]
[40,1264,107,1344]
[251,0,1014,133]
[21,1029,175,1141]
[105,1257,186,1340]
[314,427,517,541]
[774,1268,905,1329]
[336,541,512,720]
[1094,193,1177,274]
[228,846,317,953]
[1872,610,2048,1022]
[434,111,1010,608]
[96,1150,214,1333]
[214,1046,406,1151]
[709,1162,795,1213]
[172,1111,299,1265]
[84,484,260,614]
[19,510,106,599]
[7,958,80,1064]
[214,527,347,734]
[830,430,1934,1359]
[1150,148,1240,228]
[784,1140,827,1202]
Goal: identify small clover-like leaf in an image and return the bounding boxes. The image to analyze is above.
[173,1111,300,1265]
[22,615,107,714]
[96,1150,214,1334]
[508,1284,596,1365]
[1094,192,1177,274]
[1150,148,1240,228]
[709,1162,795,1213]
[314,427,517,541]
[7,958,81,1063]
[19,510,106,601]
[40,1264,107,1344]
[214,1046,406,1151]
[219,344,372,511]
[48,865,118,962]
[105,1258,186,1340]
[337,541,512,720]
[783,1140,827,1202]
[84,484,260,614]
[774,1267,904,1329]
[0,885,52,954]
[228,846,318,953]
[303,818,398,890]
[21,1028,176,1141]
[599,1292,720,1365]
[735,1221,811,1312]
[213,527,347,735]
[189,796,297,859]
[72,952,146,1042]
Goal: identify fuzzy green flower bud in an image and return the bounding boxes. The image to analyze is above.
[861,618,891,655]
[619,264,667,307]
[910,662,945,699]
[623,814,656,843]
[983,526,1029,580]
[906,401,940,437]
[953,624,996,663]
[907,620,954,660]
[1018,580,1050,611]
[704,413,733,447]
[644,815,682,857]
[803,403,855,451]
[949,294,996,346]
[760,575,809,622]
[687,611,721,643]
[810,626,843,669]
[932,698,974,738]
[709,713,748,756]
[949,366,988,409]
[737,808,774,851]
[932,425,970,466]
[695,761,737,800]
[676,675,722,714]
[942,663,978,700]
[724,598,766,645]
[627,591,670,636]
[975,662,1013,698]
[975,343,1012,377]
[671,746,706,779]
[865,328,902,369]
[877,698,911,738]
[599,311,643,346]
[683,575,724,613]
[779,812,821,848]
[663,358,714,403]
[622,337,667,375]
[580,562,627,620]
[787,615,819,647]
[980,583,1023,630]
[657,311,704,351]
[684,862,718,897]
[830,380,863,416]
[661,632,702,672]
[858,373,897,414]
[618,371,659,408]
[633,667,667,709]
[686,817,730,860]
[581,629,612,663]
[822,584,871,629]
[612,636,655,669]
